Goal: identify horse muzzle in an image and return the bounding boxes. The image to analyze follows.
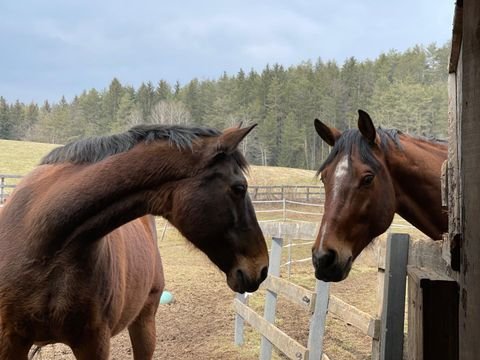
[227,265,268,293]
[312,249,353,282]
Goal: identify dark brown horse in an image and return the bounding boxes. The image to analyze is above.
[312,110,447,282]
[0,124,269,359]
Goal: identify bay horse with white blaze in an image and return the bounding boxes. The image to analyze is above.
[312,110,447,282]
[0,124,268,359]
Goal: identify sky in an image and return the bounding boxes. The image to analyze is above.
[0,0,454,104]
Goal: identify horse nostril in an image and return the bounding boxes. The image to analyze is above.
[314,249,337,269]
[260,266,268,282]
[236,269,246,288]
[323,249,337,268]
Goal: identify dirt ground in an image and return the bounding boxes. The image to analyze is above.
[34,225,381,360]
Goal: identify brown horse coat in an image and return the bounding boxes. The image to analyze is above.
[0,124,268,359]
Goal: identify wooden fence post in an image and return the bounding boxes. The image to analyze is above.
[260,237,283,360]
[234,292,248,346]
[0,176,4,204]
[308,280,330,360]
[371,237,386,360]
[379,233,409,360]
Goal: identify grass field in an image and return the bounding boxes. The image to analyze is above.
[0,139,317,185]
[0,139,59,175]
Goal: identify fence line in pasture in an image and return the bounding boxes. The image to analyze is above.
[0,174,22,204]
[233,234,410,360]
[253,199,323,223]
[249,185,324,203]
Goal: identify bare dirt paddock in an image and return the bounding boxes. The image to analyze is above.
[35,224,381,360]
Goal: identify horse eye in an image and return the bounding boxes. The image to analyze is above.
[361,174,375,187]
[232,184,247,196]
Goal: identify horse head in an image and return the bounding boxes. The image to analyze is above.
[164,125,269,293]
[312,110,396,281]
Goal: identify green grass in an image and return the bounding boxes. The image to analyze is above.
[0,139,59,175]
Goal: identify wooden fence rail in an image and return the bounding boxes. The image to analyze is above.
[1,176,325,205]
[249,185,324,203]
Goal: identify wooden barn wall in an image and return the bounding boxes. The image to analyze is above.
[459,0,480,358]
[445,1,463,272]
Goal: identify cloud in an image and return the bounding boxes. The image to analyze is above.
[0,0,453,102]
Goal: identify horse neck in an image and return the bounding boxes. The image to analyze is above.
[385,135,448,240]
[32,142,203,249]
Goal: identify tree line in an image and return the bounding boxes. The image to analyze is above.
[0,43,449,170]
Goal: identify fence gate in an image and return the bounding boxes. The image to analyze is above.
[234,237,330,360]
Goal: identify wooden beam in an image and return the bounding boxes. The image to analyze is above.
[448,2,463,73]
[234,299,309,360]
[234,293,248,346]
[261,275,317,312]
[328,295,379,339]
[379,233,409,360]
[460,0,480,358]
[260,237,282,360]
[308,280,330,360]
[407,266,459,360]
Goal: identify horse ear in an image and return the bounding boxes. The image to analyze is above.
[217,124,257,154]
[314,119,341,147]
[358,110,376,144]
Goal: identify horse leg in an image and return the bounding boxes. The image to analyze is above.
[71,327,111,360]
[0,333,31,360]
[128,293,160,360]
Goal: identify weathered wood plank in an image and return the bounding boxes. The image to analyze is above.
[234,299,309,360]
[308,280,330,360]
[260,237,283,360]
[446,67,462,271]
[371,239,386,360]
[407,265,455,283]
[328,295,379,339]
[261,275,316,312]
[407,266,459,360]
[441,160,448,208]
[408,268,423,360]
[234,293,248,346]
[448,2,463,73]
[380,233,409,360]
[460,1,480,357]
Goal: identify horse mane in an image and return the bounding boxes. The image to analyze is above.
[316,127,446,176]
[40,124,222,165]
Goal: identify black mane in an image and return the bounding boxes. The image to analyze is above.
[316,127,447,176]
[41,124,222,165]
[316,128,403,175]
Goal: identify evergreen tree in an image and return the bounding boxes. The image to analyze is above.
[155,80,172,102]
[0,42,450,169]
[103,78,124,130]
[0,97,12,139]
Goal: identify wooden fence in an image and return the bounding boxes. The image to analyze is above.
[1,176,324,205]
[0,174,22,204]
[234,234,410,360]
[249,186,324,203]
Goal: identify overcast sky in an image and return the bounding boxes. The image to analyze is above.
[0,0,454,103]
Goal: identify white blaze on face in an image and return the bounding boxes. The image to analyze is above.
[319,155,349,249]
[332,155,349,202]
[319,222,328,249]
